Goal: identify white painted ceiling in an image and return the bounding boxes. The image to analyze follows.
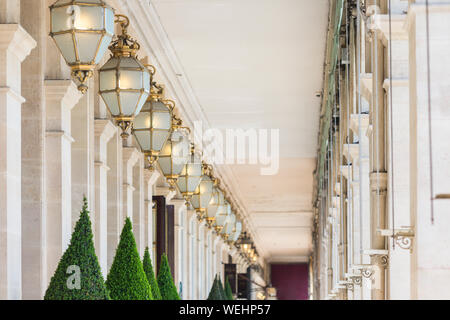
[151,0,329,262]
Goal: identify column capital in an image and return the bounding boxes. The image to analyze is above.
[44,80,82,110]
[94,119,116,141]
[144,169,160,185]
[0,24,36,62]
[123,147,140,167]
[155,186,176,202]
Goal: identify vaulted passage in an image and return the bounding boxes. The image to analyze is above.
[0,0,449,301]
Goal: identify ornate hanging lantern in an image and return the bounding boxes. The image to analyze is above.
[49,0,115,93]
[157,116,190,190]
[228,220,242,244]
[98,14,151,139]
[221,211,236,241]
[205,186,225,227]
[175,146,203,202]
[214,200,231,234]
[133,79,174,169]
[190,164,216,220]
[238,232,252,254]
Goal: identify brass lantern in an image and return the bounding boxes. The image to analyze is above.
[157,119,190,190]
[229,220,242,244]
[98,14,151,139]
[214,200,231,233]
[205,187,225,228]
[133,80,174,169]
[49,0,115,93]
[221,211,236,241]
[190,164,216,220]
[176,147,203,202]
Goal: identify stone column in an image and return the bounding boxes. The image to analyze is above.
[106,127,122,269]
[122,147,140,223]
[44,80,82,285]
[71,79,95,227]
[186,210,196,300]
[144,169,159,254]
[168,197,187,293]
[0,11,36,299]
[132,154,145,256]
[196,221,205,299]
[408,0,450,299]
[93,119,116,275]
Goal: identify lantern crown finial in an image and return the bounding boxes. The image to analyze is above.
[109,14,140,58]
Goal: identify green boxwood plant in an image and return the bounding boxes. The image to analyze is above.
[143,247,162,300]
[44,197,109,300]
[157,253,180,300]
[106,217,153,300]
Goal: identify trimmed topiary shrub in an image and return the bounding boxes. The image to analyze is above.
[157,253,180,300]
[225,277,234,300]
[106,217,153,300]
[44,197,109,300]
[207,275,226,300]
[218,276,227,300]
[143,247,162,300]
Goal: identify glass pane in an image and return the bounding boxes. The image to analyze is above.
[134,112,150,130]
[101,92,120,116]
[152,130,171,152]
[119,57,141,69]
[53,33,76,64]
[75,32,101,63]
[158,157,171,175]
[53,0,72,6]
[119,92,140,116]
[99,70,116,92]
[95,34,113,64]
[51,6,72,33]
[143,69,151,92]
[119,70,142,90]
[153,112,171,130]
[134,131,150,151]
[105,7,115,34]
[75,6,104,30]
[172,162,185,176]
[177,177,188,193]
[188,176,202,192]
[135,92,149,116]
[100,57,119,69]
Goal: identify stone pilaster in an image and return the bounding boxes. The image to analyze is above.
[93,119,116,275]
[0,22,35,300]
[44,80,82,287]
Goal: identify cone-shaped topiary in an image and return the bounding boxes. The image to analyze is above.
[218,276,227,300]
[157,253,180,300]
[225,277,234,300]
[106,217,153,300]
[44,197,109,300]
[207,275,225,300]
[143,247,162,300]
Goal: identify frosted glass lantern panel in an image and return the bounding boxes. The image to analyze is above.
[134,112,150,130]
[134,131,150,151]
[76,33,102,62]
[158,157,171,175]
[95,34,113,64]
[75,6,104,30]
[99,70,116,91]
[51,7,73,33]
[100,92,119,116]
[119,70,142,90]
[153,131,171,152]
[176,177,188,193]
[53,33,76,64]
[199,180,214,207]
[120,92,141,115]
[153,112,171,130]
[188,175,202,191]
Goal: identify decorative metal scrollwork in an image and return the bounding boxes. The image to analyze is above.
[396,235,413,250]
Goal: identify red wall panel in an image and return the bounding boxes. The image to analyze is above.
[270,264,309,300]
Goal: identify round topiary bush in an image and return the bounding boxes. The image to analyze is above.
[44,197,109,300]
[157,253,180,300]
[106,217,153,300]
[143,247,162,300]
